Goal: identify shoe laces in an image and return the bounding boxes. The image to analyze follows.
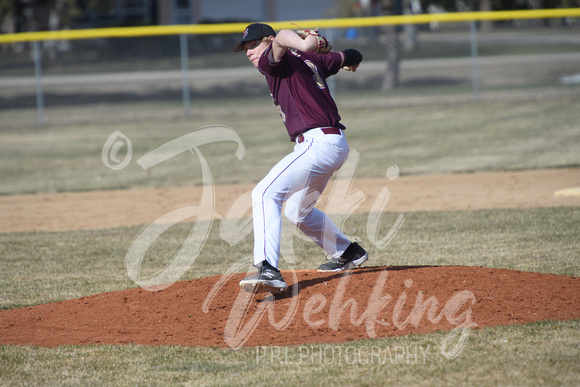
[325,255,346,264]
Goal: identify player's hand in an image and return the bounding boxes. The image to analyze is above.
[296,28,332,54]
[342,64,360,72]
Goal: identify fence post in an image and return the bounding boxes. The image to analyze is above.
[180,34,191,115]
[470,20,480,101]
[33,41,45,126]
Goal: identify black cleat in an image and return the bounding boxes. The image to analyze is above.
[239,261,287,294]
[317,242,369,272]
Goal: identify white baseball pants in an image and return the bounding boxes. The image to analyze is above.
[252,128,352,268]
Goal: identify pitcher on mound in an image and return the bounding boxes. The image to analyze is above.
[234,23,367,294]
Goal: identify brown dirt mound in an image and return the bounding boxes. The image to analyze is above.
[1,169,579,348]
[1,265,578,348]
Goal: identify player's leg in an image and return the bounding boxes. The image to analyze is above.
[286,185,369,272]
[285,135,368,271]
[241,145,313,293]
[284,179,351,257]
[284,132,349,253]
[250,146,313,269]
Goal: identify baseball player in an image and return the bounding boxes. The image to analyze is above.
[235,23,367,294]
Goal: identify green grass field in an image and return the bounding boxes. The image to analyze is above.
[1,97,579,385]
[0,97,578,195]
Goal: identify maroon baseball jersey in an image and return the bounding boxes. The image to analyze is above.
[258,47,346,141]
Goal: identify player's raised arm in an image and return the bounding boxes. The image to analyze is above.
[269,29,333,62]
[270,30,317,62]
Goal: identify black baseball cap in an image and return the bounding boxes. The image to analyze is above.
[233,23,276,52]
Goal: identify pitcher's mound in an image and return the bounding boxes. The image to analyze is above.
[1,266,578,348]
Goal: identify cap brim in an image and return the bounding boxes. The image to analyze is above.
[233,41,245,52]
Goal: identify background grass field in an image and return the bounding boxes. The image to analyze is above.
[1,97,579,385]
[0,97,578,195]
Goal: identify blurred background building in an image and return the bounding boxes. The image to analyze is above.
[1,0,338,33]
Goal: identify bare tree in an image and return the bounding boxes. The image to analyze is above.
[480,0,493,31]
[380,0,403,91]
[382,24,401,90]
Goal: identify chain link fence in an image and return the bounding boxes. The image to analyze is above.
[1,13,579,129]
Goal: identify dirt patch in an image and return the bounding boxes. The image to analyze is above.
[0,266,578,348]
[1,168,579,233]
[0,168,579,348]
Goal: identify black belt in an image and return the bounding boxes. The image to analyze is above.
[296,127,342,143]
